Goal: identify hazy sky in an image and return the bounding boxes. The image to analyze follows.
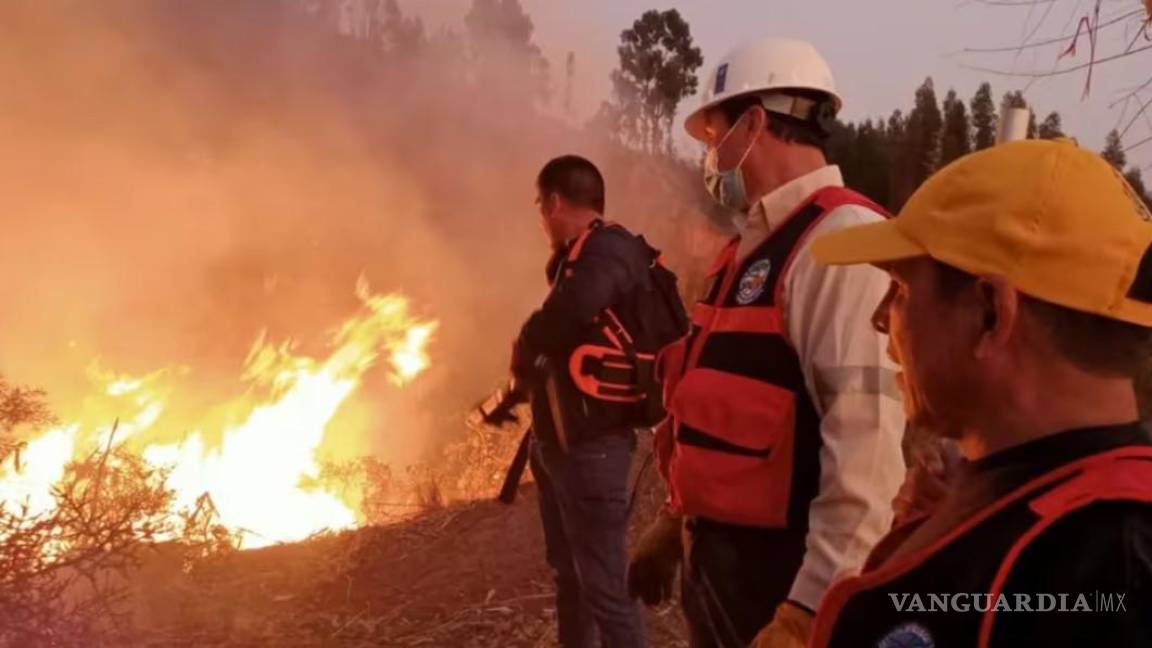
[413,0,1151,169]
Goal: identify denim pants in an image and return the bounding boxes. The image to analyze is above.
[530,431,645,648]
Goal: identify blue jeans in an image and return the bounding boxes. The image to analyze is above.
[530,431,646,648]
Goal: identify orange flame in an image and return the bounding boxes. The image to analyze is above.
[0,280,437,548]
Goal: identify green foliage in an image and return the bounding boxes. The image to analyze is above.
[1002,90,1027,110]
[1102,129,1128,171]
[1038,112,1065,140]
[1125,168,1152,211]
[906,78,943,185]
[971,82,998,151]
[609,9,704,154]
[940,89,972,167]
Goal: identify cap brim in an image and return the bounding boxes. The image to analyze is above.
[810,219,926,266]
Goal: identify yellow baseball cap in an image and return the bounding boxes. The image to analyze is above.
[811,138,1152,326]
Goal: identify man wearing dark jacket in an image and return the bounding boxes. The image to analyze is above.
[808,139,1152,647]
[513,155,657,648]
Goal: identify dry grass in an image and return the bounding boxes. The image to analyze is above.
[122,429,686,647]
[0,377,685,646]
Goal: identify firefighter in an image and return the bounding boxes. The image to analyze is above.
[626,38,905,648]
[807,139,1152,647]
[512,155,686,648]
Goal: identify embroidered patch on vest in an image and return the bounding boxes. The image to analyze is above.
[735,259,772,305]
[876,622,934,648]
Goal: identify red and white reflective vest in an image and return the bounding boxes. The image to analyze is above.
[658,186,889,529]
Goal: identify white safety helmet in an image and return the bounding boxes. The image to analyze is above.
[684,38,842,142]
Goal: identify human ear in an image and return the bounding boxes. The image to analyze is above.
[973,276,1019,358]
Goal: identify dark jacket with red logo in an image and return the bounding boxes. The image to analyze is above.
[812,424,1152,648]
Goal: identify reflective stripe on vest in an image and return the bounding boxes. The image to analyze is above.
[666,186,890,529]
[811,446,1152,648]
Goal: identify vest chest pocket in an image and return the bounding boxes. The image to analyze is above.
[669,367,796,453]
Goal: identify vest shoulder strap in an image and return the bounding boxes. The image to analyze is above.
[769,186,889,323]
[978,446,1152,648]
[705,237,740,277]
[1029,446,1152,518]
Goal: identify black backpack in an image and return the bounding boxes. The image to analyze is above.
[618,238,690,427]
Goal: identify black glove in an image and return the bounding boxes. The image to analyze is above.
[627,510,683,606]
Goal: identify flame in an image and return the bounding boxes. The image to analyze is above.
[0,426,76,519]
[0,281,437,548]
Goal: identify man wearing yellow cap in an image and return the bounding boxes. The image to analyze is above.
[808,138,1152,647]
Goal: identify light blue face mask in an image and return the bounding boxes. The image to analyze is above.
[703,111,759,213]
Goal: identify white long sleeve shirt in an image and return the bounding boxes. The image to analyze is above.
[737,166,906,612]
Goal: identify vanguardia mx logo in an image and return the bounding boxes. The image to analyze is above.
[888,592,1127,613]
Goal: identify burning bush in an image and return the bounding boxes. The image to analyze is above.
[0,384,238,646]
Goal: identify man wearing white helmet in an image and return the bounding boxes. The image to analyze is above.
[626,38,905,648]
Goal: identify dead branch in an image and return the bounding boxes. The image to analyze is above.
[1125,133,1152,153]
[963,42,1152,78]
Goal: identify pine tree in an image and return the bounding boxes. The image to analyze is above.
[1002,91,1027,110]
[940,89,972,166]
[885,109,911,211]
[1102,130,1127,170]
[906,78,944,189]
[1125,168,1152,211]
[1038,112,1064,139]
[971,82,997,151]
[826,119,858,175]
[854,118,892,208]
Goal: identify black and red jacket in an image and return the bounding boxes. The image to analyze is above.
[813,424,1152,648]
[515,220,662,444]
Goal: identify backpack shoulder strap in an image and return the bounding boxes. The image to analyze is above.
[567,220,630,264]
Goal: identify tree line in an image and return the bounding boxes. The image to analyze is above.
[827,79,1152,213]
[303,2,1152,216]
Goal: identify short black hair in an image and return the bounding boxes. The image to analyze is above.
[718,91,832,151]
[536,155,605,214]
[931,260,1152,378]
